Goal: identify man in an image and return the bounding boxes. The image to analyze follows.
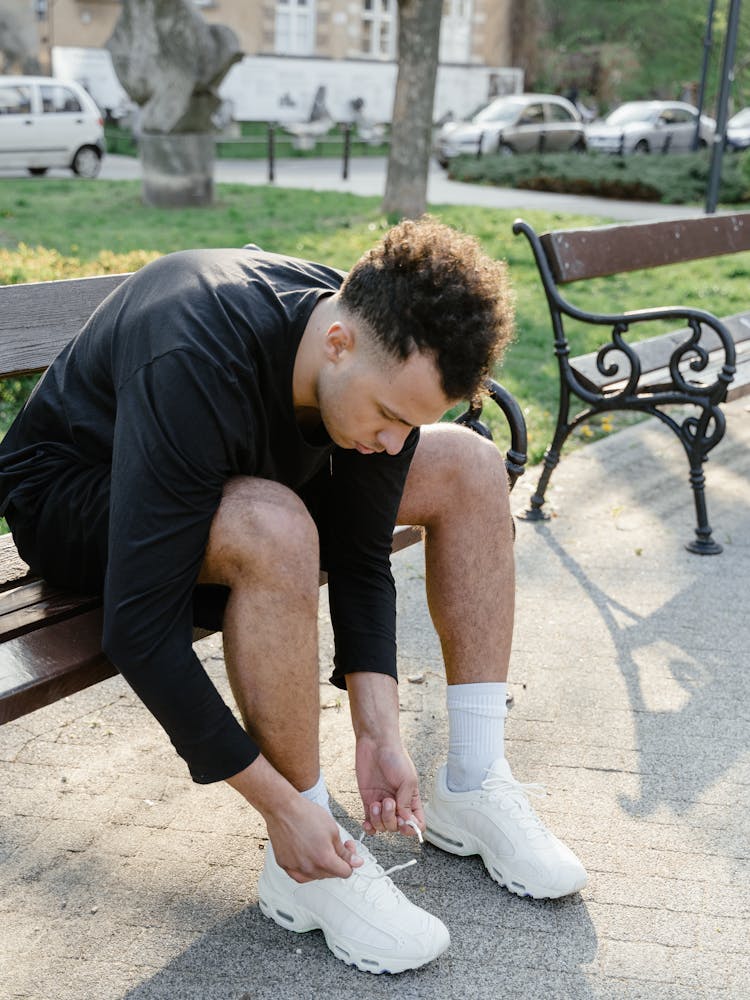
[0,217,586,974]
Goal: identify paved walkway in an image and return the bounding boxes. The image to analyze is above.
[1,397,748,999]
[92,153,707,222]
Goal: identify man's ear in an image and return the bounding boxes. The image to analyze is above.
[324,321,355,363]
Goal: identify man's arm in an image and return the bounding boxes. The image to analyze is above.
[102,352,258,781]
[346,671,425,837]
[226,755,363,881]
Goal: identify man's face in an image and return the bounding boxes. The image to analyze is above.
[317,322,455,455]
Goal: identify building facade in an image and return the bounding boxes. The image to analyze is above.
[35,1,513,66]
[23,0,521,122]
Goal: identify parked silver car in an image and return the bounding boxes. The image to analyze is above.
[585,101,715,154]
[434,93,586,166]
[726,107,750,150]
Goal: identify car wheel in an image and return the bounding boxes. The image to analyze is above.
[634,139,650,154]
[571,137,586,153]
[497,142,514,156]
[28,167,48,177]
[72,146,102,179]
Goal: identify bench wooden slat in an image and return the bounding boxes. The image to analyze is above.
[0,580,101,642]
[540,213,750,284]
[0,607,116,724]
[571,311,750,393]
[0,274,130,377]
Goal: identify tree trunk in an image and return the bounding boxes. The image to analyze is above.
[382,0,443,220]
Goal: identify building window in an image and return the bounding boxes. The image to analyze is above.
[276,0,316,55]
[440,0,473,64]
[361,0,395,59]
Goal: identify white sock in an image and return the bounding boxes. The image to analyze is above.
[300,772,332,815]
[446,682,507,792]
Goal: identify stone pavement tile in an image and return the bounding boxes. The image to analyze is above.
[699,881,750,919]
[2,959,146,1000]
[692,913,750,954]
[598,939,675,983]
[447,964,600,1000]
[11,817,99,856]
[0,814,39,866]
[580,901,698,949]
[663,944,747,992]
[585,978,719,1000]
[585,871,707,913]
[581,839,743,885]
[449,918,599,975]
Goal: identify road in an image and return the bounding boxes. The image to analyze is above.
[94,152,706,222]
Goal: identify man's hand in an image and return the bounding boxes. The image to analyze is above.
[226,755,363,883]
[346,671,425,838]
[355,735,425,836]
[265,795,363,883]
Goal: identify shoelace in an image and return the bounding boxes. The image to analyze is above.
[348,819,424,905]
[482,770,550,841]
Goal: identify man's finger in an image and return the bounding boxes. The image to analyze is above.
[337,837,363,871]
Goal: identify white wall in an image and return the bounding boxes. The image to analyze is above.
[220,55,523,123]
[52,47,523,124]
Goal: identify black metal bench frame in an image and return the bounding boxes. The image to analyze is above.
[0,271,527,724]
[513,213,750,555]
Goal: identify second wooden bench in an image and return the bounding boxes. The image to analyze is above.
[513,212,750,555]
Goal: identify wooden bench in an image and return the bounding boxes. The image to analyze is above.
[0,271,527,725]
[513,212,750,555]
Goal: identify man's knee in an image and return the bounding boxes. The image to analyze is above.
[200,477,319,587]
[400,424,509,524]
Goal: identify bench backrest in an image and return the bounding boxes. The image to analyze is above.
[0,274,131,378]
[538,212,750,284]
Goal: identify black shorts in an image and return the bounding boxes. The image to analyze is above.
[5,459,333,633]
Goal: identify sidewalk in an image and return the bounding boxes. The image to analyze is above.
[1,397,748,1000]
[95,153,707,222]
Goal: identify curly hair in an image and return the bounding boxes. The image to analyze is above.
[339,216,514,400]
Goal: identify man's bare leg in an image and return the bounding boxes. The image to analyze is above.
[200,478,451,970]
[396,423,514,686]
[198,476,358,881]
[350,423,513,839]
[396,425,587,899]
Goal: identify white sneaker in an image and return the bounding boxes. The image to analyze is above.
[257,825,450,974]
[424,758,587,900]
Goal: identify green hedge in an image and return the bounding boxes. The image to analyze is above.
[104,121,390,160]
[447,150,750,205]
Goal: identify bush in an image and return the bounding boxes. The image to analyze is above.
[447,150,750,204]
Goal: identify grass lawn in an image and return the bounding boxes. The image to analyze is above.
[2,178,749,463]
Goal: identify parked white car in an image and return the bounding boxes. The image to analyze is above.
[726,107,750,151]
[0,76,105,178]
[585,101,715,155]
[434,93,586,166]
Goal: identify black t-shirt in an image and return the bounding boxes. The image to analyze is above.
[0,248,419,782]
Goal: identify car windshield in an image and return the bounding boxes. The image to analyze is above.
[474,99,524,125]
[729,108,750,128]
[605,104,657,126]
